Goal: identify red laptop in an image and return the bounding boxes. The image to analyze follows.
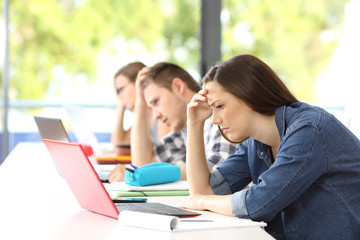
[43,139,200,219]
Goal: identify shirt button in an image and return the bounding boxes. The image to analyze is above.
[260,152,264,156]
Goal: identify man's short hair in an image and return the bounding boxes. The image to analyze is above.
[141,62,201,92]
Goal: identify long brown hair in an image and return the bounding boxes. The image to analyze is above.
[114,62,146,83]
[203,54,298,143]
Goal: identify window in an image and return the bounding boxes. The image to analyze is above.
[1,0,201,162]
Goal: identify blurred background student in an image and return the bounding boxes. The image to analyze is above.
[111,62,169,155]
[108,62,236,182]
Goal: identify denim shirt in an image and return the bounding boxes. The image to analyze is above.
[210,102,360,240]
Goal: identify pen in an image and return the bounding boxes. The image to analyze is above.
[125,167,134,173]
[180,219,213,222]
[130,164,138,169]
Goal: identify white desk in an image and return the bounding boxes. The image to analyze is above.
[0,142,274,240]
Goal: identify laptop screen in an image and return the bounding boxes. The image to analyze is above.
[43,139,119,218]
[34,116,71,143]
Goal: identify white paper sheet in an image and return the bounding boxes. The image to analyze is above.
[118,211,179,232]
[118,211,267,232]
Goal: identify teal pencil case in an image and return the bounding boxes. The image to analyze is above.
[125,162,181,186]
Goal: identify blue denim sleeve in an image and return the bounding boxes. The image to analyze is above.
[231,189,249,217]
[216,142,252,192]
[210,168,250,218]
[210,169,232,194]
[210,142,252,217]
[246,125,327,222]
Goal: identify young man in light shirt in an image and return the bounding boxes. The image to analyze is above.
[108,62,236,182]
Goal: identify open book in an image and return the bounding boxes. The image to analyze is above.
[118,211,267,232]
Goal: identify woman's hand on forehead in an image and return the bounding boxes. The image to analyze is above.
[187,88,212,125]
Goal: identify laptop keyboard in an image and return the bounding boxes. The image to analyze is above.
[115,203,167,215]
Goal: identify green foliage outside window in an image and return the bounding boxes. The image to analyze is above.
[1,0,200,100]
[222,0,348,101]
[0,0,350,103]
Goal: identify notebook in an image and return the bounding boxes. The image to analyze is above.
[106,181,190,197]
[34,116,110,181]
[42,139,200,219]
